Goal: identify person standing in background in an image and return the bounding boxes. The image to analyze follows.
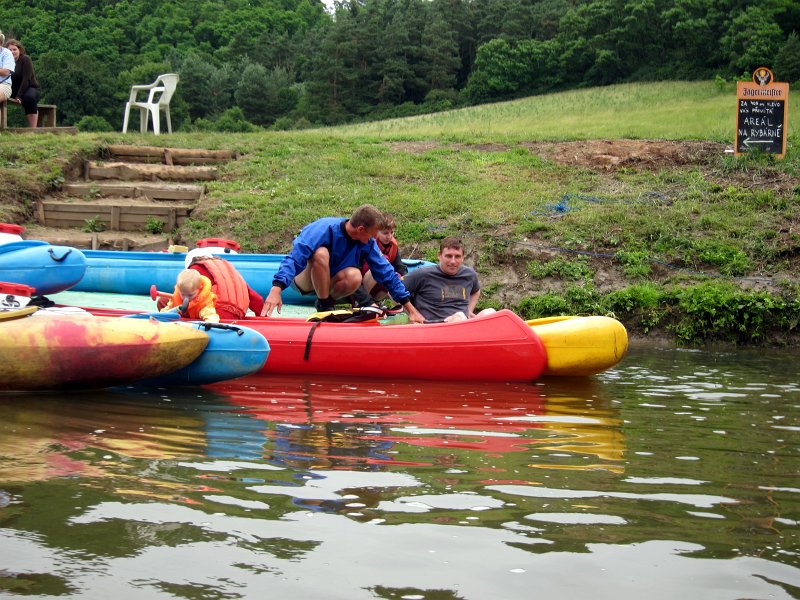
[6,39,38,127]
[0,31,15,104]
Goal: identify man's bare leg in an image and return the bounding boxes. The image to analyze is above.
[294,249,362,309]
[308,248,332,298]
[331,267,362,299]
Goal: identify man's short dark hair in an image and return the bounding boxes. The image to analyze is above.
[439,236,464,253]
[350,204,383,228]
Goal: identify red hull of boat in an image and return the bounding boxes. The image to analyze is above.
[88,308,548,382]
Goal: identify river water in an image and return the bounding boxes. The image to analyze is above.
[0,344,798,599]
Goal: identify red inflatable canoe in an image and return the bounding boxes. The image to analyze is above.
[86,308,548,382]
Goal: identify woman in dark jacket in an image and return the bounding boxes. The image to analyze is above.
[6,39,39,127]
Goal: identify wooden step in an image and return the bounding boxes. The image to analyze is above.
[37,197,194,233]
[62,181,205,201]
[106,145,239,165]
[22,224,172,251]
[84,161,219,182]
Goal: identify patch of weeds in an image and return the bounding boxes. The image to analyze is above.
[423,247,439,263]
[718,147,776,174]
[46,169,65,190]
[476,297,503,312]
[614,250,652,278]
[84,186,102,200]
[693,241,752,276]
[527,256,593,280]
[516,220,550,235]
[602,283,665,332]
[146,216,166,235]
[517,283,601,318]
[517,291,572,318]
[480,283,501,298]
[670,281,788,343]
[697,213,723,231]
[82,216,105,233]
[483,236,511,255]
[745,189,788,211]
[399,221,436,244]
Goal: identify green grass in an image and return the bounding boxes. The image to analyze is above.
[329,81,797,143]
[1,80,798,344]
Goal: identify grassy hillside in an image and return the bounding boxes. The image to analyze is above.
[1,81,798,344]
[334,81,769,142]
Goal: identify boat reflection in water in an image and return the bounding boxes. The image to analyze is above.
[207,375,625,474]
[0,388,223,505]
[0,375,623,490]
[0,390,204,479]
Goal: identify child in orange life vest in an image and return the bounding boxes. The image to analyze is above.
[187,254,264,319]
[351,212,408,307]
[156,252,264,320]
[161,269,220,322]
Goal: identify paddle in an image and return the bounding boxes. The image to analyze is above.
[148,284,189,317]
[149,284,171,301]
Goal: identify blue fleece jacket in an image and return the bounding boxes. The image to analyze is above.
[272,218,411,303]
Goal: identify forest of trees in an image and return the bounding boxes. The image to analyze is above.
[0,0,798,130]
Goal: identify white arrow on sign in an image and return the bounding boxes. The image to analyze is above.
[743,138,774,147]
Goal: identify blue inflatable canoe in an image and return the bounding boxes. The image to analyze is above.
[0,240,87,295]
[73,249,431,304]
[128,314,270,386]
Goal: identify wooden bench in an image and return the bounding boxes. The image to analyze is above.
[0,100,57,128]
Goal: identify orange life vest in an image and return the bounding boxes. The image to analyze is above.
[171,275,216,319]
[361,238,399,274]
[194,258,250,319]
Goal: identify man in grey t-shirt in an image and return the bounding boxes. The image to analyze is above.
[403,236,496,323]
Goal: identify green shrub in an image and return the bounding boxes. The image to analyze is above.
[517,284,601,318]
[46,169,65,190]
[671,282,787,343]
[214,108,259,133]
[517,292,572,318]
[272,116,296,131]
[82,216,105,232]
[602,283,665,332]
[518,282,799,343]
[84,186,101,200]
[145,216,165,234]
[76,115,114,132]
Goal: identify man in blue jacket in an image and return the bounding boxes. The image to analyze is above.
[260,204,424,323]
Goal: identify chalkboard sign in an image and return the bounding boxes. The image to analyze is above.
[736,99,785,154]
[735,68,790,158]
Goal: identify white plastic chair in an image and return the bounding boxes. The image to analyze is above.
[122,73,179,135]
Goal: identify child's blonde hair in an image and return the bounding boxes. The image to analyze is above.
[176,269,201,296]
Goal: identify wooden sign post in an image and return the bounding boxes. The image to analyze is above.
[736,67,790,158]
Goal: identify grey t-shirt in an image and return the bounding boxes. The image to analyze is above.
[403,265,480,322]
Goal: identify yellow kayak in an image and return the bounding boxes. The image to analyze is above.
[528,315,628,376]
[1,311,209,391]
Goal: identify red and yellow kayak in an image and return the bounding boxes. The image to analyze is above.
[1,309,209,391]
